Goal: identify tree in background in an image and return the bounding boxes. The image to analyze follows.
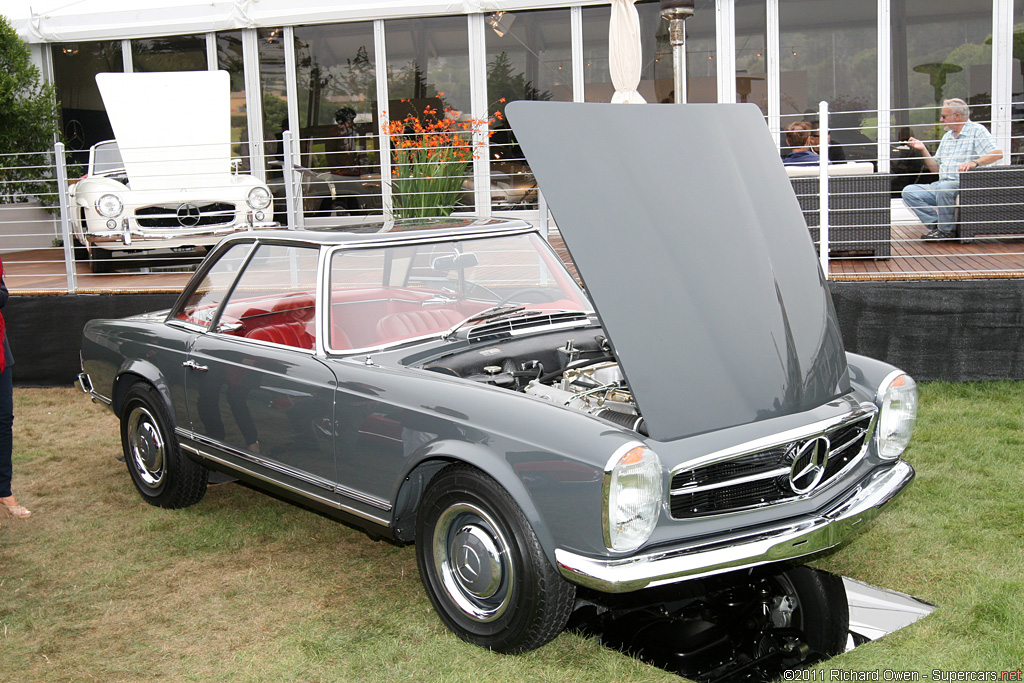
[0,15,60,204]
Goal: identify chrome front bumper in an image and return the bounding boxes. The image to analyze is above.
[87,217,279,249]
[555,460,914,593]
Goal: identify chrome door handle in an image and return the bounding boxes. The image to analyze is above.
[182,359,209,372]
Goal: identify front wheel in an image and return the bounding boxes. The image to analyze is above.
[416,464,575,653]
[120,383,208,508]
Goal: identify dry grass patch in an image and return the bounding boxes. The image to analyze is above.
[1,388,675,683]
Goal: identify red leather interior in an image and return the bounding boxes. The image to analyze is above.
[376,308,463,342]
[246,321,315,349]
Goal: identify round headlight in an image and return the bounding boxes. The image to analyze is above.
[876,372,918,459]
[604,443,662,552]
[247,186,272,210]
[95,194,123,218]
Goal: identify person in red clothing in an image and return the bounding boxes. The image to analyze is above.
[0,258,31,522]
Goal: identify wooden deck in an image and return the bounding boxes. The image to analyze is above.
[3,224,1024,294]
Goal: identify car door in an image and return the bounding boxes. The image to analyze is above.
[182,242,340,503]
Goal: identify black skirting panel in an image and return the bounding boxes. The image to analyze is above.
[6,280,1024,386]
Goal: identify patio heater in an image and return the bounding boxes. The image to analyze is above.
[660,0,695,103]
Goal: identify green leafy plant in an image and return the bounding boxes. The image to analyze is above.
[386,98,479,219]
[0,14,61,205]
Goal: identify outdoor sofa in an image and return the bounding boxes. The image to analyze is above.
[787,162,891,259]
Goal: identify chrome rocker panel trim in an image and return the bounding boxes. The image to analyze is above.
[555,460,914,593]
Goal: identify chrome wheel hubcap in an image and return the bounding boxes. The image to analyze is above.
[433,503,513,622]
[127,406,165,489]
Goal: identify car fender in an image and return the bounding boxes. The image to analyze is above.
[392,439,565,570]
[112,359,175,422]
[846,351,904,405]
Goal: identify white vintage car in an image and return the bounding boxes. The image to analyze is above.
[69,71,278,273]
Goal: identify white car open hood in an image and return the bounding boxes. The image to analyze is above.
[96,71,233,192]
[505,101,849,442]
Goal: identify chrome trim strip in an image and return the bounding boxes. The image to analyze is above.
[556,460,914,593]
[77,372,112,405]
[668,405,878,519]
[671,467,791,496]
[177,429,392,524]
[671,403,876,475]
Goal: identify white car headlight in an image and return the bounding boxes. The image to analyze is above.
[95,194,123,218]
[247,186,272,210]
[876,372,918,459]
[603,443,662,552]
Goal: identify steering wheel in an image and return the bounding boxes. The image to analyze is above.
[496,287,555,306]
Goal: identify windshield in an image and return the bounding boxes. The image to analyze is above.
[327,232,590,351]
[91,141,125,175]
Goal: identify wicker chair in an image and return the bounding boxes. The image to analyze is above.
[957,165,1024,239]
[788,166,891,258]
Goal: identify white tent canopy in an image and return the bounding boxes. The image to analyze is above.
[0,0,609,43]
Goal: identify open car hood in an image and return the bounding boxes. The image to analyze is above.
[505,101,849,442]
[96,71,233,192]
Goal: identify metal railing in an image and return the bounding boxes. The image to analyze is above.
[2,101,1023,293]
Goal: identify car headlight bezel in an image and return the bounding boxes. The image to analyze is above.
[95,194,123,218]
[603,442,663,553]
[247,186,272,210]
[875,371,918,459]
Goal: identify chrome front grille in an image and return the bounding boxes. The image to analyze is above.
[669,408,877,519]
[135,202,237,229]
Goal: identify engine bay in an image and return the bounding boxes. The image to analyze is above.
[416,328,648,435]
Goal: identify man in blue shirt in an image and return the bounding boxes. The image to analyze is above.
[783,121,820,166]
[902,98,1003,241]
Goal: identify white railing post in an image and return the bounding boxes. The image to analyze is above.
[818,100,830,279]
[282,130,297,230]
[53,142,77,293]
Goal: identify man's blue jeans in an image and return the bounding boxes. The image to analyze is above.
[902,179,960,235]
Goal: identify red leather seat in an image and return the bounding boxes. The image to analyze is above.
[246,321,315,349]
[375,309,463,342]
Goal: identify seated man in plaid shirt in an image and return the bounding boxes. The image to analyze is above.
[902,98,1003,241]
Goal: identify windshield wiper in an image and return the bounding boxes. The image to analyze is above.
[441,304,526,341]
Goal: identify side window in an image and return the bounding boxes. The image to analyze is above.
[220,244,320,349]
[175,242,254,328]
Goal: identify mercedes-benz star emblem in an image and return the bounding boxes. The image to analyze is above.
[788,436,830,494]
[176,203,201,228]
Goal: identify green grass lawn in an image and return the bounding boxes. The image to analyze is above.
[1,383,1022,682]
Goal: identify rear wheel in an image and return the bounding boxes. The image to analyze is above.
[416,464,575,653]
[120,383,207,508]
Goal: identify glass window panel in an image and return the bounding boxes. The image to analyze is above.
[258,28,289,201]
[386,16,471,113]
[132,35,207,72]
[175,242,254,328]
[216,31,249,168]
[293,21,379,199]
[736,0,768,114]
[583,2,716,105]
[52,40,124,164]
[1012,0,1024,163]
[484,8,571,210]
[891,0,994,142]
[779,0,877,164]
[649,0,717,104]
[385,16,472,216]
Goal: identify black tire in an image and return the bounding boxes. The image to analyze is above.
[416,464,576,653]
[772,565,849,656]
[120,383,208,509]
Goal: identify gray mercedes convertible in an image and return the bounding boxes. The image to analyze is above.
[79,102,917,656]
